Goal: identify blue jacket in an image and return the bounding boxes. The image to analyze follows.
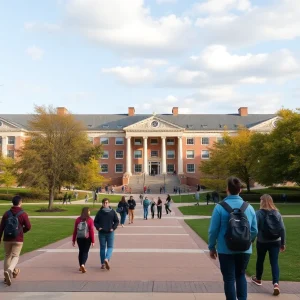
[208,195,258,254]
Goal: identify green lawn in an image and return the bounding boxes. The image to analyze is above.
[244,188,300,195]
[0,204,105,216]
[88,194,124,203]
[0,219,74,260]
[179,203,300,216]
[185,218,300,281]
[172,193,209,203]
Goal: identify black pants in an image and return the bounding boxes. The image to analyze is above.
[165,204,171,214]
[151,208,155,218]
[157,206,162,219]
[77,238,92,266]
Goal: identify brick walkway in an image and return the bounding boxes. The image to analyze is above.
[0,203,299,297]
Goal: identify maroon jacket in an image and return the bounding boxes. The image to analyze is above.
[0,206,31,242]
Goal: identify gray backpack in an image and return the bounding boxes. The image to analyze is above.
[76,221,88,239]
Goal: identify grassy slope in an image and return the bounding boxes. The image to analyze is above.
[185,218,300,282]
[0,219,74,260]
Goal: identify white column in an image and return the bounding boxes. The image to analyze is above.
[178,137,183,174]
[143,137,148,174]
[1,136,7,157]
[161,137,167,174]
[126,137,132,175]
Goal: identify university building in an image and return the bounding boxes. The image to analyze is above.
[0,106,277,189]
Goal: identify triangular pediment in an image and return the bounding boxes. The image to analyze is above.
[124,116,184,132]
[0,117,24,131]
[249,117,279,132]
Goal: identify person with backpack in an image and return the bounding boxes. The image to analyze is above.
[94,198,119,270]
[165,194,172,215]
[143,197,150,220]
[117,196,129,227]
[251,194,286,296]
[150,198,156,219]
[72,207,95,273]
[208,177,257,300]
[0,195,31,286]
[127,196,136,224]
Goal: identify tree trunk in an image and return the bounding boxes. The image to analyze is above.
[48,184,55,210]
[246,179,251,193]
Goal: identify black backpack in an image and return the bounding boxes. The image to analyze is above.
[219,201,251,251]
[261,210,282,240]
[4,210,24,239]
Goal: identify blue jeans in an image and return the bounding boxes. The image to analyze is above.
[98,231,115,264]
[143,206,149,219]
[120,212,127,225]
[256,242,280,284]
[218,253,251,300]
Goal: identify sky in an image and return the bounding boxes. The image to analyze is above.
[0,0,300,115]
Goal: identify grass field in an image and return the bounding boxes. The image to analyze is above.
[172,194,208,203]
[179,203,300,216]
[0,219,74,260]
[88,194,125,203]
[185,218,300,282]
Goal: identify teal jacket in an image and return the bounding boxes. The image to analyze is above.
[143,199,150,208]
[208,195,258,254]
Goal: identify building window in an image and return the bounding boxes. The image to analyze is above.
[134,164,142,173]
[150,138,158,145]
[115,150,124,159]
[100,137,109,145]
[201,137,209,145]
[134,150,142,159]
[134,138,142,145]
[201,150,210,159]
[8,136,15,145]
[186,150,195,159]
[115,137,124,145]
[187,164,195,173]
[88,137,94,144]
[167,164,175,173]
[166,138,175,145]
[216,137,225,144]
[167,150,175,159]
[102,150,109,159]
[151,150,159,157]
[100,164,108,173]
[115,164,123,173]
[7,150,14,159]
[186,138,194,145]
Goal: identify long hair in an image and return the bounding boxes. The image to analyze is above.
[260,194,278,211]
[120,196,126,203]
[80,207,90,220]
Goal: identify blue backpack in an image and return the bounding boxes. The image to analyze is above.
[4,210,24,238]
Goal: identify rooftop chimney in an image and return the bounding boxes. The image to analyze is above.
[128,107,135,116]
[238,107,248,117]
[172,107,179,116]
[57,107,68,115]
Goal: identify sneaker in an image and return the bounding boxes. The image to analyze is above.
[273,283,280,296]
[251,276,262,286]
[121,224,124,227]
[4,271,12,286]
[12,268,20,279]
[101,264,106,270]
[81,265,86,273]
[104,259,110,270]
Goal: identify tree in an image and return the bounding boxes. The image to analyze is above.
[16,105,101,209]
[253,109,300,186]
[200,128,259,192]
[0,156,17,193]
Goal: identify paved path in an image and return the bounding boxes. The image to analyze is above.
[0,203,299,298]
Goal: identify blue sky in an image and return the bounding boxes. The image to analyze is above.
[0,0,300,115]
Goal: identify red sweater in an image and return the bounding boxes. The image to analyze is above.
[72,217,95,243]
[0,206,31,242]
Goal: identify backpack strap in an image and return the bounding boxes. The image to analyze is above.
[219,201,233,214]
[15,210,24,218]
[240,202,249,213]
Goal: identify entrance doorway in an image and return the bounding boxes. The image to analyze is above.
[149,161,160,175]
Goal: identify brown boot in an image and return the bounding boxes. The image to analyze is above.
[13,268,20,279]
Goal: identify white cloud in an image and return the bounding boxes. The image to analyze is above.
[102,66,154,85]
[24,22,61,32]
[194,0,251,14]
[144,59,169,67]
[239,77,267,84]
[156,0,177,4]
[26,46,44,60]
[65,0,192,56]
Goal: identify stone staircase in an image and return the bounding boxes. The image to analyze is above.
[128,174,181,194]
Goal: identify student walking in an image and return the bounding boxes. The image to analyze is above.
[157,197,162,219]
[194,191,200,206]
[150,199,156,219]
[139,194,144,204]
[251,194,286,296]
[94,198,119,270]
[84,194,88,203]
[117,196,129,227]
[127,196,136,224]
[0,196,31,286]
[143,197,150,220]
[165,195,172,215]
[208,177,258,300]
[72,207,95,273]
